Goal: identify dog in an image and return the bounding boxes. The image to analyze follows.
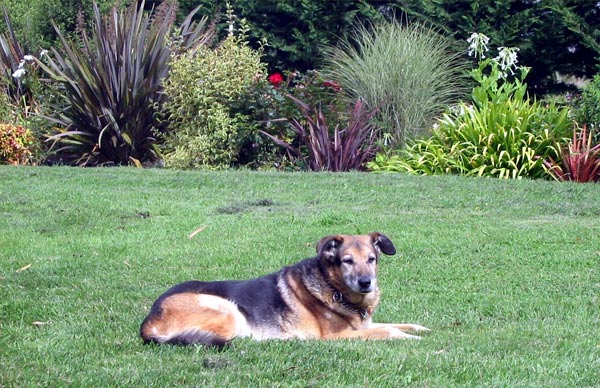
[140,232,430,347]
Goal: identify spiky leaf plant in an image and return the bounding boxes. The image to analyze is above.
[261,94,381,171]
[39,1,213,166]
[543,126,600,182]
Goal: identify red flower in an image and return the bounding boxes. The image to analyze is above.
[268,73,284,88]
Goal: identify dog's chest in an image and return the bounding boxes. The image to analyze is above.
[278,272,369,335]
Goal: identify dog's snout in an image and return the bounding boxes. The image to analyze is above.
[358,276,372,291]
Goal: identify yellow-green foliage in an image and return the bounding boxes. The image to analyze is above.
[368,99,572,179]
[161,35,266,169]
[0,123,34,165]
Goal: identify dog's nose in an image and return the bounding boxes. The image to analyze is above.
[358,276,372,291]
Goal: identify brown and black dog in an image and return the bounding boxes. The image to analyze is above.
[140,232,429,347]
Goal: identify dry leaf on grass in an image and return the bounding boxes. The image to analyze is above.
[188,225,208,239]
[16,263,32,272]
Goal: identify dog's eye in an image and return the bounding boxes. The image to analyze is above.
[367,255,376,264]
[342,257,354,265]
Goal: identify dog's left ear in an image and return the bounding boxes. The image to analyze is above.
[316,235,344,261]
[370,232,396,255]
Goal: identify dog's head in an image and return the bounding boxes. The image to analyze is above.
[316,232,396,294]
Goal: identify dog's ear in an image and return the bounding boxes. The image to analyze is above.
[370,232,396,256]
[316,235,344,261]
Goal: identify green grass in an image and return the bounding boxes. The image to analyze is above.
[1,166,599,387]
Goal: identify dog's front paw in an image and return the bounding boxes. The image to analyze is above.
[391,323,431,335]
[386,327,422,340]
[407,324,431,334]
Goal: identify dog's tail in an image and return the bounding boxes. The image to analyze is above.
[141,327,230,348]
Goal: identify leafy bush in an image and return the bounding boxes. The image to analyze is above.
[38,1,213,166]
[261,95,381,171]
[160,33,266,169]
[369,100,571,179]
[175,0,387,73]
[392,1,600,94]
[368,46,572,179]
[542,126,600,182]
[0,123,34,164]
[323,19,468,148]
[0,0,120,52]
[575,74,600,139]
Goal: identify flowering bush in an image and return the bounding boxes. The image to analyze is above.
[0,9,46,121]
[0,123,34,165]
[368,33,572,179]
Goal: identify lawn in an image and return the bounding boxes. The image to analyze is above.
[1,166,599,387]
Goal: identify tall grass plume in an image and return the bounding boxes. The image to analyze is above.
[324,20,468,148]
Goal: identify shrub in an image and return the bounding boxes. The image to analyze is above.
[575,74,600,140]
[260,95,381,171]
[542,126,600,182]
[0,123,34,164]
[38,1,213,166]
[0,0,120,53]
[323,19,468,148]
[160,33,266,169]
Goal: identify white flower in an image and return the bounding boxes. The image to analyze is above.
[12,67,26,79]
[494,47,520,78]
[467,32,490,59]
[40,49,48,57]
[23,55,34,62]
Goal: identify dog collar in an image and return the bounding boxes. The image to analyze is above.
[330,287,370,321]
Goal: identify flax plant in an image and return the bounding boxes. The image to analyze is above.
[542,125,600,182]
[323,20,468,148]
[38,1,213,166]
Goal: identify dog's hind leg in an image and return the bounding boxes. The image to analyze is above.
[140,293,249,347]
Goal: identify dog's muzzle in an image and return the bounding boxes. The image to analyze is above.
[357,276,373,293]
